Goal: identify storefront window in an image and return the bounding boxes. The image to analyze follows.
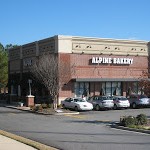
[101,82,106,95]
[133,82,138,94]
[101,82,122,96]
[127,82,140,95]
[112,82,121,96]
[74,82,89,98]
[106,82,111,96]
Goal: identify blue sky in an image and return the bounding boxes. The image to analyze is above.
[0,0,150,46]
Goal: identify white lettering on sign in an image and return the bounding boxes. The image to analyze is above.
[92,57,133,65]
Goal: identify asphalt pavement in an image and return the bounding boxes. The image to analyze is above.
[0,104,59,150]
[0,105,150,150]
[0,104,36,150]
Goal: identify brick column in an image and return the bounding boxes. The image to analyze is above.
[26,95,35,107]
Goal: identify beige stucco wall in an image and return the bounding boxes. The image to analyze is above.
[58,35,148,56]
[8,35,149,74]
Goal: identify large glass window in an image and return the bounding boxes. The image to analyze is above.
[106,82,111,96]
[74,82,89,98]
[133,82,138,94]
[126,82,139,96]
[75,82,122,97]
[101,82,106,95]
[101,82,122,96]
[112,82,121,96]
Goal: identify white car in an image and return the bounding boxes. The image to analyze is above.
[112,96,130,109]
[61,97,93,111]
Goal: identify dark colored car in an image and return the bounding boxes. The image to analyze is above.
[128,94,150,108]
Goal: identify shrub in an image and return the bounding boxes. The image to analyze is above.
[127,124,137,128]
[47,103,52,108]
[30,106,34,110]
[136,114,148,125]
[41,103,48,109]
[31,105,43,112]
[120,116,137,127]
[120,113,148,127]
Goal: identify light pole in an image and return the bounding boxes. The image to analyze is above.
[28,79,32,96]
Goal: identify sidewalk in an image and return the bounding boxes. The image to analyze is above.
[0,134,37,150]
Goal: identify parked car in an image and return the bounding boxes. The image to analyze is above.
[128,94,150,108]
[88,96,114,110]
[112,96,130,109]
[61,97,93,111]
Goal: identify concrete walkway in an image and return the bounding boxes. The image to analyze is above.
[0,134,37,150]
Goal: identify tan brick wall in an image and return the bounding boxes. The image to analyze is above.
[22,43,36,58]
[9,60,21,73]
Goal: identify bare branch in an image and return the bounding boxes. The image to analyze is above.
[30,53,74,108]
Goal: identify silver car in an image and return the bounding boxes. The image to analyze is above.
[112,96,130,109]
[88,96,114,110]
[128,94,150,108]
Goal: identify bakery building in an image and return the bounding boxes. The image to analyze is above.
[8,35,149,104]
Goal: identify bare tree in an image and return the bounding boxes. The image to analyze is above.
[30,53,72,109]
[139,70,150,96]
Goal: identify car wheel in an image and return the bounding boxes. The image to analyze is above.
[95,104,100,111]
[74,106,78,111]
[62,104,66,109]
[132,103,136,109]
[114,104,117,110]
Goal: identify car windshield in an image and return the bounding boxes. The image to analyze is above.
[102,96,113,100]
[74,98,86,102]
[139,95,148,98]
[118,97,127,100]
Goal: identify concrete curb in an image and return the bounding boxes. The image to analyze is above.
[0,130,59,150]
[4,105,80,115]
[111,123,150,134]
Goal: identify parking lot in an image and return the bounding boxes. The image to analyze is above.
[0,106,150,150]
[77,107,150,122]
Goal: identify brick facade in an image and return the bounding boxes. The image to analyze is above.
[8,35,149,104]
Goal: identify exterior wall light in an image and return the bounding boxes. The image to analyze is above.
[115,47,120,50]
[75,45,81,48]
[86,45,91,48]
[105,46,110,49]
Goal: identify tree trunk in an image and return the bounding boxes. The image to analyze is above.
[53,95,58,110]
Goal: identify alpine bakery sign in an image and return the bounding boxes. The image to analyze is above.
[92,57,133,65]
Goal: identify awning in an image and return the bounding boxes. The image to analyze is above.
[75,78,140,82]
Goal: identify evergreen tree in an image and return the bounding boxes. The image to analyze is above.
[0,43,8,88]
